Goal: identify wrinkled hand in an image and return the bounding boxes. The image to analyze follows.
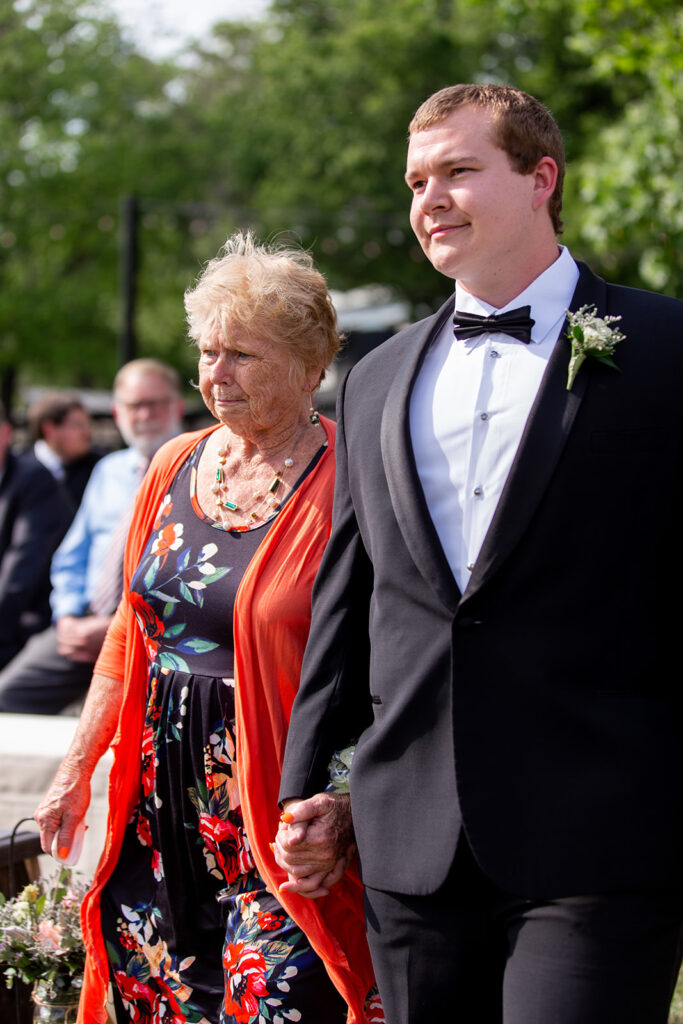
[56,615,111,663]
[34,762,90,859]
[273,792,355,898]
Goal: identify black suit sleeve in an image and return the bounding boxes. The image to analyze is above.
[279,370,374,801]
[0,457,72,646]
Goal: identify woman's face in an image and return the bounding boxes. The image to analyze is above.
[197,324,317,439]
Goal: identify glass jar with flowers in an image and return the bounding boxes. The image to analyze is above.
[0,866,87,1023]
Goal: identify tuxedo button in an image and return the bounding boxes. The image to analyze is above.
[457,617,481,629]
[480,412,489,420]
[490,349,500,358]
[473,486,482,496]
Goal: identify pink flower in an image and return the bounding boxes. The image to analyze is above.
[37,920,62,951]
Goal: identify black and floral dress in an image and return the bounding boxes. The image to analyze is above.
[101,437,345,1024]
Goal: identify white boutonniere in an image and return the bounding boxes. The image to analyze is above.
[565,305,624,391]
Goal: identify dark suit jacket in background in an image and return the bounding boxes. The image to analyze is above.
[280,262,683,901]
[0,452,73,668]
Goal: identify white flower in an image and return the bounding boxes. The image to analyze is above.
[566,305,625,391]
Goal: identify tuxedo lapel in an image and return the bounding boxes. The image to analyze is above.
[460,263,607,608]
[380,296,461,613]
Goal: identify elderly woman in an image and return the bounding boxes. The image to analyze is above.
[35,234,379,1024]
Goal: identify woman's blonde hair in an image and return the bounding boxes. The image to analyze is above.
[185,232,340,387]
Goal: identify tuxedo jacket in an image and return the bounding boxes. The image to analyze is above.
[280,261,683,900]
[0,452,72,666]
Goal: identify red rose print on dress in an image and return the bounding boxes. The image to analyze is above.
[140,722,156,798]
[222,941,268,1023]
[114,971,156,1022]
[256,910,285,932]
[130,591,166,662]
[136,811,152,847]
[198,813,242,884]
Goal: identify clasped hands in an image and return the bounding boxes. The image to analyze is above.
[56,614,111,662]
[272,792,355,898]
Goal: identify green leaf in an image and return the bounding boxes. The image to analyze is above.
[163,623,186,638]
[149,589,179,604]
[175,637,219,654]
[595,355,621,371]
[198,566,232,585]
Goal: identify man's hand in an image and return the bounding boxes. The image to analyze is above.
[56,615,111,662]
[273,792,355,898]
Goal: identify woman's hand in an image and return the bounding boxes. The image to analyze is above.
[34,671,123,860]
[273,792,356,898]
[34,761,91,859]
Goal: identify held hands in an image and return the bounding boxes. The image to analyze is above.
[273,792,355,899]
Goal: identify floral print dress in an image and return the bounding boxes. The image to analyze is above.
[101,438,346,1024]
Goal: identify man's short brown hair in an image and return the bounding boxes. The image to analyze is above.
[409,83,565,234]
[27,393,86,443]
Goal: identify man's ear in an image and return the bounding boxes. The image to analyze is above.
[531,156,558,212]
[41,419,57,445]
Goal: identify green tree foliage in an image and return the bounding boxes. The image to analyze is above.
[0,0,214,399]
[183,0,682,309]
[1,0,680,399]
[564,0,683,293]
[185,0,599,308]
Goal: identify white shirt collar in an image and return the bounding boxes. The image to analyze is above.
[34,439,65,478]
[454,245,580,345]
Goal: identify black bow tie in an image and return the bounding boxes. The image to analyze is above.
[453,305,535,344]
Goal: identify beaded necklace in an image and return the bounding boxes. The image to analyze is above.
[211,427,305,532]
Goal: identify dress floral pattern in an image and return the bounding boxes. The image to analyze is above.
[101,439,346,1024]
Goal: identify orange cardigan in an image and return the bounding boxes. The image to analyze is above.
[78,420,376,1023]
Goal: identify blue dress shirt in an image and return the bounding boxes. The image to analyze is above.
[50,448,144,620]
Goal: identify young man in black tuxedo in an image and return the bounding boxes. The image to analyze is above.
[275,84,683,1023]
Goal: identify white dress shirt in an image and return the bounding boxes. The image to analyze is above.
[409,246,579,593]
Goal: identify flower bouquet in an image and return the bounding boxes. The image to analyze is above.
[0,866,87,1019]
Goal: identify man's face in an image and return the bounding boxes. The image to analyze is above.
[113,372,184,458]
[405,105,548,304]
[44,406,92,462]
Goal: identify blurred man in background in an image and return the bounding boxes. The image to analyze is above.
[0,402,72,669]
[28,392,101,512]
[0,359,184,714]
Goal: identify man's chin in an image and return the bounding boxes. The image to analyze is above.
[128,425,182,460]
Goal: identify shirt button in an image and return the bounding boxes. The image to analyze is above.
[467,563,474,572]
[490,350,500,358]
[480,412,489,421]
[473,486,483,496]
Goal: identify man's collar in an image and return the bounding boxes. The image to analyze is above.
[454,246,580,344]
[34,439,64,477]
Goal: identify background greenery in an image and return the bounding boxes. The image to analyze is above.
[1,0,681,403]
